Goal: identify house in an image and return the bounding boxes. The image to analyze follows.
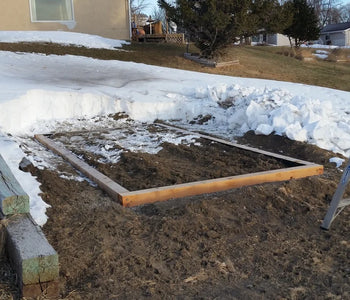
[320,22,350,46]
[0,0,131,40]
[252,32,291,46]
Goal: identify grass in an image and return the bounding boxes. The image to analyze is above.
[0,41,349,91]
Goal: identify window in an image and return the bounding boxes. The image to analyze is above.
[30,0,74,22]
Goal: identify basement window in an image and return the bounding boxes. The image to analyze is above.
[30,0,74,22]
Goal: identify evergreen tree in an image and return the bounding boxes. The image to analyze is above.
[283,0,320,47]
[252,0,292,34]
[158,0,254,58]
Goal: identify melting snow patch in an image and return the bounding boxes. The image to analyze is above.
[329,157,345,168]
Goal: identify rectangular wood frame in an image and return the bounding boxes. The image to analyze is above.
[35,124,323,207]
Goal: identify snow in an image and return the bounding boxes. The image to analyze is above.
[53,123,200,165]
[329,157,345,168]
[313,49,329,60]
[302,44,339,49]
[0,31,129,50]
[0,31,349,226]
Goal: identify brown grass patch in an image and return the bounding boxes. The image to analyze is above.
[0,41,349,91]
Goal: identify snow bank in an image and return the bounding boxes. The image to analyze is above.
[193,84,350,157]
[0,89,117,134]
[1,51,349,158]
[0,31,129,50]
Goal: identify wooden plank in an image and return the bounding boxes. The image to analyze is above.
[34,134,128,204]
[0,154,30,215]
[22,280,59,298]
[184,53,216,67]
[6,214,59,286]
[120,165,324,207]
[215,60,240,68]
[156,123,315,166]
[183,53,239,68]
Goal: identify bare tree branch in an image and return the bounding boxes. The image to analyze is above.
[130,0,149,16]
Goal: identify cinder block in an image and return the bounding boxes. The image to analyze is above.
[0,154,30,215]
[6,214,59,287]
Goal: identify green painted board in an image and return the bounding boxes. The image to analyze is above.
[0,154,29,215]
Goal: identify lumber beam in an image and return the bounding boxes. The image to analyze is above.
[0,154,29,215]
[157,123,314,166]
[184,53,239,68]
[34,134,129,203]
[121,164,324,207]
[5,214,59,296]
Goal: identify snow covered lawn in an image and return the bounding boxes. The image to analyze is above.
[0,32,349,225]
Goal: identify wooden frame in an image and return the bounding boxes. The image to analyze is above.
[35,124,323,207]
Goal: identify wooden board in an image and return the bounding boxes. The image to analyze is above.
[121,165,323,207]
[6,214,59,286]
[0,154,30,215]
[22,280,59,298]
[157,123,315,165]
[34,134,128,204]
[35,125,324,208]
[184,53,239,68]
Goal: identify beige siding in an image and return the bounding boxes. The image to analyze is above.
[276,34,290,46]
[346,30,350,46]
[0,0,130,40]
[266,34,290,46]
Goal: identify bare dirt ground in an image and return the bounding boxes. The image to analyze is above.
[0,44,349,299]
[4,129,350,299]
[49,124,294,191]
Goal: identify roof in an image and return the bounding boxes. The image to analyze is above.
[321,22,350,33]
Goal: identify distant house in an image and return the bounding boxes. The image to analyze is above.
[252,32,291,46]
[320,22,350,46]
[0,0,131,40]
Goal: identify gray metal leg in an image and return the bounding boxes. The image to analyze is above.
[321,158,350,230]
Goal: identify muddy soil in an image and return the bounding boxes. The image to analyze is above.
[51,129,294,191]
[3,131,349,299]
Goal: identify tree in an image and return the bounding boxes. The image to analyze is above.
[130,0,150,28]
[307,0,341,26]
[339,3,350,22]
[158,0,254,58]
[130,0,149,16]
[283,0,320,47]
[252,0,292,34]
[152,6,167,32]
[328,3,350,23]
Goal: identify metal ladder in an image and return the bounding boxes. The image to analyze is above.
[321,158,350,230]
